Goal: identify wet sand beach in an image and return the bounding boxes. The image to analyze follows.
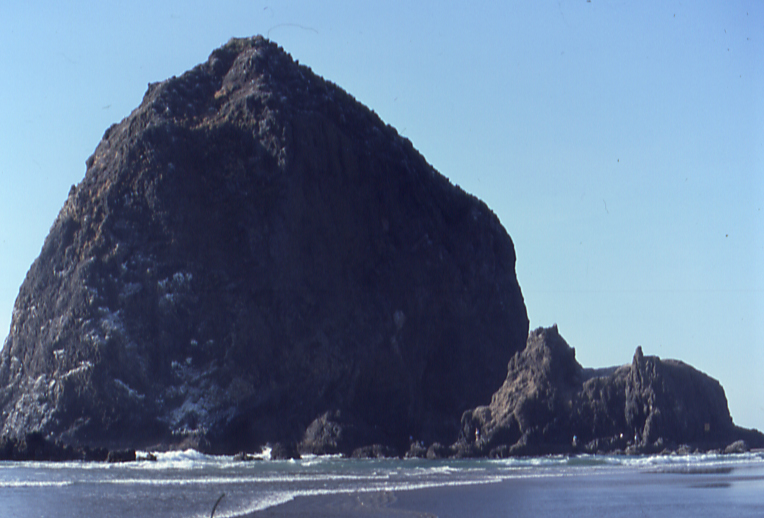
[250,490,435,517]
[251,464,764,518]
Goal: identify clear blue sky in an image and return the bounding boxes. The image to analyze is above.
[1,1,762,431]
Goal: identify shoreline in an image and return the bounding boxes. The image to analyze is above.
[244,490,435,518]
[245,481,506,518]
[247,461,764,518]
[2,429,761,463]
[1,449,762,518]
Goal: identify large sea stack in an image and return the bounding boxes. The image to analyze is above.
[0,37,528,454]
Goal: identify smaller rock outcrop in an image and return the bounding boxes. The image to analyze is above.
[299,409,386,456]
[106,449,137,463]
[459,326,764,457]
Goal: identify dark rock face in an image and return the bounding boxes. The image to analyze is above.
[299,409,384,455]
[0,432,96,461]
[106,449,137,463]
[460,326,764,456]
[0,37,528,453]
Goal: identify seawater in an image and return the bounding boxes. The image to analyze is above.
[1,450,762,518]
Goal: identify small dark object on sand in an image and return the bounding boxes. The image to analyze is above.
[210,493,225,518]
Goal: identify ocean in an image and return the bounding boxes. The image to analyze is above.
[1,449,762,517]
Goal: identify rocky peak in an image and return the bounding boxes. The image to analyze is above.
[512,325,582,386]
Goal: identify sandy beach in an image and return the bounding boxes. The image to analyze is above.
[250,464,764,518]
[250,490,435,517]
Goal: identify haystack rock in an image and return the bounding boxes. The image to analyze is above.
[0,37,528,454]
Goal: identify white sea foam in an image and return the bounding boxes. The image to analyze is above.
[0,480,74,488]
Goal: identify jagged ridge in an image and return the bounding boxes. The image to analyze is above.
[456,326,764,457]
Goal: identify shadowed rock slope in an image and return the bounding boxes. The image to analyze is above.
[0,37,528,453]
[458,326,764,457]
